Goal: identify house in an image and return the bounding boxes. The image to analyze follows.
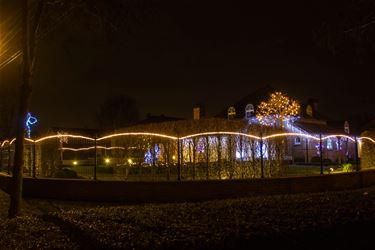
[214,87,357,165]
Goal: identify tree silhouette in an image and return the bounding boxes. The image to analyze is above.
[314,0,375,63]
[96,95,139,131]
[8,0,148,218]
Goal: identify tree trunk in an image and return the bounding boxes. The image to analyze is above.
[8,0,44,218]
[8,0,31,219]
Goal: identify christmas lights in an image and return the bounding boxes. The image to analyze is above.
[98,132,178,141]
[263,132,320,141]
[322,135,355,142]
[1,140,12,147]
[60,146,126,151]
[35,134,95,143]
[359,137,375,144]
[25,113,38,139]
[180,132,260,140]
[256,92,300,127]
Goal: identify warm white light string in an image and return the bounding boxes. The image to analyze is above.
[97,132,178,141]
[0,132,374,148]
[35,134,95,143]
[180,131,260,140]
[60,146,126,152]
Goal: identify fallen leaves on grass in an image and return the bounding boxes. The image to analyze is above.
[0,216,79,249]
[53,187,375,249]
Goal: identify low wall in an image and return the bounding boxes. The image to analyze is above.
[1,169,375,202]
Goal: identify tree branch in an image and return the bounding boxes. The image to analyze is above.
[344,19,375,33]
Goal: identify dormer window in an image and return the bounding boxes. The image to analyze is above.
[306,105,313,117]
[245,104,255,119]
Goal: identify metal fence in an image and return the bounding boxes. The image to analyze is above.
[0,131,370,181]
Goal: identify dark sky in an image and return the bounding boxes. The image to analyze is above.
[1,0,374,131]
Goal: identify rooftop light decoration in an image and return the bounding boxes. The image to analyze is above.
[256,91,300,128]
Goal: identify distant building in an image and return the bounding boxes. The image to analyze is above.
[193,104,205,120]
[213,86,358,164]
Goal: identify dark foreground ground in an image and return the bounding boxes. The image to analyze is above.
[1,186,375,250]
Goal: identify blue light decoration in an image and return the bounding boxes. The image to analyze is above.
[144,144,160,165]
[315,143,324,156]
[25,112,38,138]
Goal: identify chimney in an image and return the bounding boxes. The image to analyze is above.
[193,104,205,120]
[307,98,319,117]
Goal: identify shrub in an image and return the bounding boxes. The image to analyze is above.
[342,163,353,172]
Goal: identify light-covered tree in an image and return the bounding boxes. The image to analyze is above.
[256,91,300,128]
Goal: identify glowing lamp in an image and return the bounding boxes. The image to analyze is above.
[73,161,78,165]
[105,158,110,164]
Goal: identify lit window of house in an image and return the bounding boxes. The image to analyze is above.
[326,138,333,150]
[294,137,301,145]
[245,104,255,120]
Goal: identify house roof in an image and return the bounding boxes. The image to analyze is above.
[216,85,275,119]
[135,114,185,125]
[294,121,342,135]
[299,102,329,121]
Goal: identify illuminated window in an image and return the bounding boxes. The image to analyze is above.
[228,106,236,119]
[326,139,333,150]
[245,104,255,119]
[294,137,301,145]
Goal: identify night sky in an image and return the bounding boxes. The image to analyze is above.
[1,0,374,131]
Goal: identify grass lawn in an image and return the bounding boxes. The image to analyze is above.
[1,184,375,249]
[285,165,331,176]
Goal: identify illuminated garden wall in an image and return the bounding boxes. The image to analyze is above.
[0,118,372,181]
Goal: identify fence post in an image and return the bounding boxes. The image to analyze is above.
[7,144,11,174]
[354,136,359,171]
[0,147,2,171]
[260,132,264,178]
[177,137,181,181]
[206,136,209,180]
[305,138,309,164]
[94,134,97,181]
[32,141,36,178]
[319,134,323,175]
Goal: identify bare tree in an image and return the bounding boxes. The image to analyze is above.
[8,0,149,218]
[8,0,45,219]
[314,0,375,63]
[96,95,139,131]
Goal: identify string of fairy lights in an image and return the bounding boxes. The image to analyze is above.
[0,131,374,150]
[256,92,300,127]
